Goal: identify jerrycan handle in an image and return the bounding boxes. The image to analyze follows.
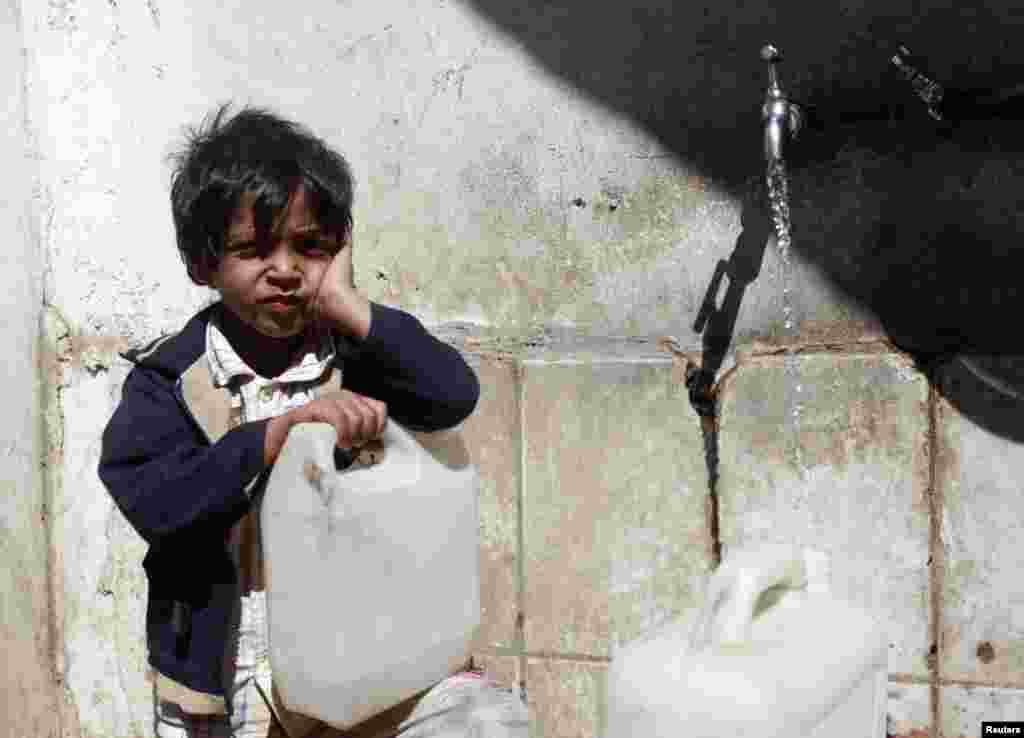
[691,543,824,648]
[329,420,413,472]
[333,446,355,471]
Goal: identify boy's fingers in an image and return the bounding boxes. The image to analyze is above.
[327,406,351,450]
[366,397,387,436]
[349,395,387,438]
[339,404,368,445]
[325,404,354,449]
[315,391,387,445]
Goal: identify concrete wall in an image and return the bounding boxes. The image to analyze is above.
[10,0,1024,736]
[0,1,59,736]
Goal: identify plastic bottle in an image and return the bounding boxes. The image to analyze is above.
[605,543,888,738]
[261,421,481,731]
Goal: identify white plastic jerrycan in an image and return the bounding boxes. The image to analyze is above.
[261,420,481,730]
[605,543,888,738]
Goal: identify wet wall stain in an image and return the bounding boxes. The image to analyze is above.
[361,141,715,337]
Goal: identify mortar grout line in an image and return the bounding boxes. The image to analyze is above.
[519,357,674,367]
[704,356,736,570]
[39,305,78,737]
[464,342,915,378]
[39,310,67,680]
[744,339,898,357]
[474,646,522,658]
[702,414,722,569]
[663,345,726,571]
[41,334,63,688]
[462,338,905,364]
[515,358,527,698]
[707,358,742,570]
[926,380,945,738]
[890,673,936,685]
[521,652,611,665]
[442,657,1024,696]
[937,677,1024,691]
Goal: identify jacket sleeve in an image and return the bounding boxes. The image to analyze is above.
[97,365,270,546]
[340,302,480,431]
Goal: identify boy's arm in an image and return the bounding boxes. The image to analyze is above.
[338,302,480,432]
[98,366,270,545]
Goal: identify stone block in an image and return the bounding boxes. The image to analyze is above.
[462,354,522,651]
[718,352,932,677]
[521,359,710,658]
[58,356,152,737]
[936,375,1024,686]
[524,658,606,738]
[943,685,1024,738]
[886,681,933,738]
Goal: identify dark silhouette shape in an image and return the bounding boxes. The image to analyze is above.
[689,183,773,415]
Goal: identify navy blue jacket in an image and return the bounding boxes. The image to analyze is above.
[98,301,479,706]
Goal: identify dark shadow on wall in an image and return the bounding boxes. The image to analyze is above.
[463,0,1024,441]
[792,117,1024,442]
[463,0,1024,191]
[934,357,1024,444]
[692,183,773,397]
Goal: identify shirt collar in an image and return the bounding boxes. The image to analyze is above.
[206,307,337,388]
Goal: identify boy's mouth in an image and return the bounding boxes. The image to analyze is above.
[261,295,303,313]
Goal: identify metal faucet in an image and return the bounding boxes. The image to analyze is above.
[761,45,802,164]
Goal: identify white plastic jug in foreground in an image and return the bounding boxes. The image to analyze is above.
[605,543,888,738]
[261,421,481,730]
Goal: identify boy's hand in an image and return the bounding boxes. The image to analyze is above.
[314,240,372,341]
[264,390,387,467]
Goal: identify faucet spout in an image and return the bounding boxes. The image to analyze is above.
[761,45,802,164]
[764,103,788,163]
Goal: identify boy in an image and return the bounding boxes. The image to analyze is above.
[98,105,481,737]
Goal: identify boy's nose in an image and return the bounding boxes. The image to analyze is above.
[266,247,303,279]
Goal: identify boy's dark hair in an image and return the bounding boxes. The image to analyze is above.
[169,103,355,285]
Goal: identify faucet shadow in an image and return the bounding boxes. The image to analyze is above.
[692,185,774,395]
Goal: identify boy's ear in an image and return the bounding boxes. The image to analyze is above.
[190,256,217,287]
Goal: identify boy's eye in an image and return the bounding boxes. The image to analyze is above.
[298,236,337,255]
[227,241,261,257]
[224,236,338,259]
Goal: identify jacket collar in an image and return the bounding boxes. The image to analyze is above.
[121,302,341,444]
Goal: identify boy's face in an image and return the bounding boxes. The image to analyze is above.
[204,186,342,340]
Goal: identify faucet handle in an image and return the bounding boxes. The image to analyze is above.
[760,44,781,64]
[761,44,783,97]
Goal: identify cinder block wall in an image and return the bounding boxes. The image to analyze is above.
[11,0,1024,736]
[461,343,1024,738]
